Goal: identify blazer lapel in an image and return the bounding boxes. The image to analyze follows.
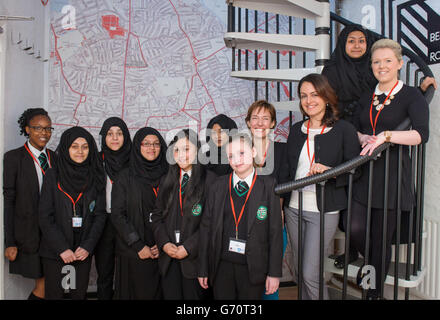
[214,178,229,236]
[22,147,40,193]
[247,177,263,234]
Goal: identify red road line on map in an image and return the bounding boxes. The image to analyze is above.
[198,46,226,62]
[130,33,148,67]
[121,0,132,120]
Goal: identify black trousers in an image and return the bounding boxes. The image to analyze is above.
[348,200,397,295]
[213,260,265,300]
[161,259,204,300]
[114,255,161,300]
[42,256,92,300]
[94,218,115,300]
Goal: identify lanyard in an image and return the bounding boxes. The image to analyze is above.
[306,121,326,170]
[24,143,51,175]
[228,171,257,239]
[57,183,83,217]
[369,80,399,136]
[152,187,159,198]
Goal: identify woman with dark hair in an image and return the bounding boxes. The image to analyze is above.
[278,73,360,299]
[39,126,106,299]
[3,108,55,299]
[151,129,216,300]
[205,114,237,176]
[110,127,168,299]
[94,117,132,300]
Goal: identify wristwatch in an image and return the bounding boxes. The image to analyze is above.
[384,131,392,142]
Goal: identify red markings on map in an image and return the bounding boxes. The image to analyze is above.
[102,15,126,38]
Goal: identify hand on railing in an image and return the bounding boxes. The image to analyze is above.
[308,163,331,176]
[360,134,385,156]
[420,76,437,92]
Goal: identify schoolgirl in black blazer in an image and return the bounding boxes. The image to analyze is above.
[111,127,168,299]
[94,117,132,300]
[151,129,216,300]
[39,126,106,300]
[198,134,283,300]
[3,108,55,300]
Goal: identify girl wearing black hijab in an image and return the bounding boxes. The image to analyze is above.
[94,117,132,300]
[39,126,106,299]
[110,127,168,299]
[205,114,237,176]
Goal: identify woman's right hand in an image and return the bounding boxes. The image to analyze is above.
[5,246,18,262]
[60,249,76,264]
[163,242,178,258]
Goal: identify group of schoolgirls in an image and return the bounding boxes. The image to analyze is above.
[4,107,283,300]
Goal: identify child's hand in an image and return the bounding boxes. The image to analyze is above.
[198,277,209,289]
[265,276,280,295]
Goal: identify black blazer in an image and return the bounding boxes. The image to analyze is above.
[278,119,361,212]
[38,168,106,260]
[198,174,283,286]
[110,168,158,259]
[3,145,56,253]
[151,170,217,279]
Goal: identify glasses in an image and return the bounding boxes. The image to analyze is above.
[141,142,161,148]
[29,126,54,133]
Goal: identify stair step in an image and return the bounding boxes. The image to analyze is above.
[230,68,319,82]
[228,0,327,20]
[224,32,320,52]
[325,255,426,288]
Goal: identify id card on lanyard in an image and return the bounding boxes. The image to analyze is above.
[58,183,84,228]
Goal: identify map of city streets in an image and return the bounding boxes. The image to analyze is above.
[48,0,295,147]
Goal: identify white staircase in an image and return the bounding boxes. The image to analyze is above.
[225,0,330,89]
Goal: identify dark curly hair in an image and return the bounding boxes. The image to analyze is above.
[17,108,51,136]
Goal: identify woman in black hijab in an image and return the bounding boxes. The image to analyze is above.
[94,117,132,300]
[39,126,106,300]
[322,24,379,122]
[205,114,237,176]
[110,127,168,299]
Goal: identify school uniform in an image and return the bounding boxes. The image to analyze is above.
[198,170,283,300]
[152,169,217,300]
[38,126,106,300]
[3,142,55,279]
[95,117,132,300]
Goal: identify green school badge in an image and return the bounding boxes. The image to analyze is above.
[192,203,202,216]
[256,206,268,220]
[89,200,96,212]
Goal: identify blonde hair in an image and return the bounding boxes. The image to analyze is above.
[371,38,403,61]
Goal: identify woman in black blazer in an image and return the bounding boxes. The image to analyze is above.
[3,108,55,300]
[39,126,106,300]
[278,73,360,300]
[151,129,216,300]
[94,117,132,300]
[111,127,168,299]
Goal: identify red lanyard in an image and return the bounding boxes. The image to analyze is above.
[57,183,83,216]
[369,81,399,136]
[179,169,188,217]
[152,187,159,198]
[306,121,326,170]
[228,171,257,239]
[24,143,51,175]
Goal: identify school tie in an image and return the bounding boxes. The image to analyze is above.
[181,173,189,194]
[235,180,249,197]
[38,152,48,172]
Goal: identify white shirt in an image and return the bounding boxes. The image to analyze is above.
[105,174,112,213]
[289,124,337,214]
[180,169,192,184]
[27,141,49,192]
[233,168,255,190]
[374,80,403,96]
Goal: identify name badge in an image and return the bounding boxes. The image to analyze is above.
[72,217,83,228]
[229,238,246,255]
[175,230,181,244]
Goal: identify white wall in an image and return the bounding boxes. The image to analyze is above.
[0,0,48,299]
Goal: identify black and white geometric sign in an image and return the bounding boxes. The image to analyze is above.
[397,0,440,65]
